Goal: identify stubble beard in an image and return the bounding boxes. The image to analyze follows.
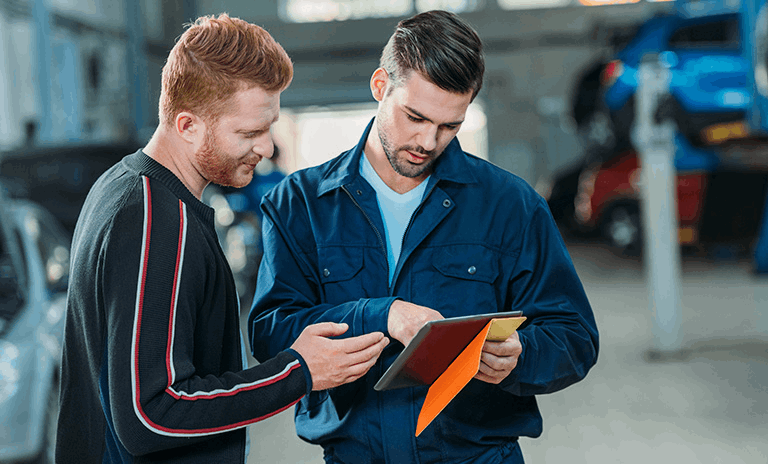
[195,128,253,188]
[377,119,436,179]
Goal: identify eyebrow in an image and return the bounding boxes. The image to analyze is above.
[236,127,265,134]
[236,114,279,134]
[404,106,464,127]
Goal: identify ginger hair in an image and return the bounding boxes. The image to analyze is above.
[159,13,293,126]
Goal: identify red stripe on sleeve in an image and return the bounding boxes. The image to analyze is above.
[134,176,152,410]
[165,200,185,388]
[165,361,302,400]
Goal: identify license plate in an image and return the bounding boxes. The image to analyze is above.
[702,121,749,145]
[678,226,696,244]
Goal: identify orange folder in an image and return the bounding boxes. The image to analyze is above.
[415,316,526,437]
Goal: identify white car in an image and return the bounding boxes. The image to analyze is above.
[0,193,70,464]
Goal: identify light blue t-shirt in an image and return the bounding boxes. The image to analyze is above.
[360,153,429,285]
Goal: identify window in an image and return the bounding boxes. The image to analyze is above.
[24,210,70,293]
[10,229,27,294]
[668,17,740,49]
[279,0,482,22]
[273,105,378,172]
[499,0,573,10]
[273,102,488,173]
[0,233,21,323]
[0,226,28,323]
[576,0,639,5]
[415,0,483,13]
[279,0,411,23]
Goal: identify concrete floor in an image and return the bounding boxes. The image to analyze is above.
[243,241,768,464]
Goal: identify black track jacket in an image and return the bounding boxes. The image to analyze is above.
[56,150,310,463]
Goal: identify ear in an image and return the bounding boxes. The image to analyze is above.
[370,68,389,102]
[175,111,205,145]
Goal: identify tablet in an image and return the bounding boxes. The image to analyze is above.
[373,311,524,391]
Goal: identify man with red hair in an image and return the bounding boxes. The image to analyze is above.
[56,14,388,463]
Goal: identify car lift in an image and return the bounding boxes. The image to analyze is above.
[631,54,684,356]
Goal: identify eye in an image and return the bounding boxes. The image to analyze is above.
[242,130,264,139]
[444,124,459,131]
[406,114,424,123]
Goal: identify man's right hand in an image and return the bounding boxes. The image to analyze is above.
[387,300,443,347]
[290,322,389,391]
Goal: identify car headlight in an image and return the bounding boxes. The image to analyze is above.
[0,340,20,404]
[600,60,624,87]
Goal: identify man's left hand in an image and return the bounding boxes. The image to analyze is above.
[474,331,522,384]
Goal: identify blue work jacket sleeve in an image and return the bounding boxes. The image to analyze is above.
[248,196,397,361]
[498,198,599,396]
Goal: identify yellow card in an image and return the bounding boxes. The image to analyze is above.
[486,317,526,341]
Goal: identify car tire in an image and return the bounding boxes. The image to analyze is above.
[579,110,617,159]
[602,202,642,255]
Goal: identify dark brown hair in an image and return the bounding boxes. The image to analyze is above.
[379,10,484,101]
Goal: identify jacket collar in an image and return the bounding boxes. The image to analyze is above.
[317,117,478,198]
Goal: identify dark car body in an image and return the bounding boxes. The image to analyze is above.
[0,142,140,234]
[567,133,766,255]
[571,134,715,252]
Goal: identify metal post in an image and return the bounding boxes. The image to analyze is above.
[33,0,53,144]
[631,54,684,354]
[125,0,148,142]
[0,14,11,147]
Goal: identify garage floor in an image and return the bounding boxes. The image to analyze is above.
[242,240,768,464]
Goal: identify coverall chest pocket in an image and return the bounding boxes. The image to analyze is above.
[317,246,365,305]
[415,245,501,318]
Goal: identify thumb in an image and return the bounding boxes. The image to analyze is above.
[307,322,349,337]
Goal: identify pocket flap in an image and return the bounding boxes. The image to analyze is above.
[432,245,499,284]
[318,247,364,283]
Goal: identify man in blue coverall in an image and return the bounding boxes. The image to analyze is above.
[249,10,599,463]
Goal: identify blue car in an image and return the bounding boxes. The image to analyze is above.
[595,11,751,153]
[0,191,70,464]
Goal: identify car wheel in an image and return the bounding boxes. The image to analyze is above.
[579,110,616,158]
[603,203,642,254]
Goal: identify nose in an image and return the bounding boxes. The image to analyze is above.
[253,135,274,159]
[417,124,438,152]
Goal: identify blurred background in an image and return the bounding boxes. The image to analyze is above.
[1,0,767,462]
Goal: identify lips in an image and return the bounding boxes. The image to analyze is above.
[406,150,427,162]
[243,158,261,169]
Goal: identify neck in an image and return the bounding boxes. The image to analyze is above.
[364,123,425,195]
[143,126,208,199]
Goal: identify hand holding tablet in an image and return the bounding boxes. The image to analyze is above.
[373,311,527,436]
